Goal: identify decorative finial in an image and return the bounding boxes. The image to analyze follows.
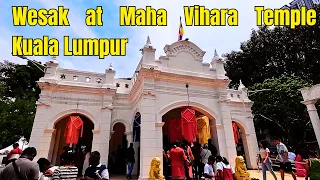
[238,79,246,91]
[214,49,219,57]
[147,36,151,44]
[108,63,114,71]
[50,56,58,64]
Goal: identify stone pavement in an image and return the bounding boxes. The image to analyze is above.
[249,170,305,180]
[108,170,305,179]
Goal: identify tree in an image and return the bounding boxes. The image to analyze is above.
[223,5,320,150]
[0,60,44,147]
[249,76,315,150]
[224,5,320,88]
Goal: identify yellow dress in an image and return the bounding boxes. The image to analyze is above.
[196,116,211,144]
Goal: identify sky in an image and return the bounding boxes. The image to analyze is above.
[0,0,292,78]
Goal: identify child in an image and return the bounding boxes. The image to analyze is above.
[204,155,216,180]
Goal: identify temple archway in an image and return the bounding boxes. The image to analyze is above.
[162,106,218,178]
[49,113,94,176]
[109,122,127,175]
[232,121,251,167]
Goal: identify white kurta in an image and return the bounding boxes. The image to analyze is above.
[82,152,90,175]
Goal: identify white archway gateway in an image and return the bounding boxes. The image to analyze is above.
[29,37,259,180]
[300,84,320,149]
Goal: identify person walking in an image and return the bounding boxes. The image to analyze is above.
[200,145,212,178]
[305,151,320,180]
[203,155,216,180]
[168,142,188,180]
[259,140,277,180]
[82,151,109,180]
[0,147,39,180]
[274,138,297,180]
[52,152,78,180]
[125,143,135,180]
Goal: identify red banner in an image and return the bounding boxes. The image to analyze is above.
[181,107,197,143]
[64,116,83,145]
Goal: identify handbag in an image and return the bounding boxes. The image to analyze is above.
[12,161,25,180]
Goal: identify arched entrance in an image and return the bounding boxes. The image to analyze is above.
[132,112,141,177]
[232,121,250,167]
[50,113,94,176]
[162,106,218,178]
[109,122,127,175]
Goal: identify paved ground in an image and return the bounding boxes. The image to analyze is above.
[108,170,305,179]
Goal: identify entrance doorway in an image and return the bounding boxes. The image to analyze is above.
[232,121,250,166]
[109,122,127,175]
[162,107,218,178]
[50,114,94,176]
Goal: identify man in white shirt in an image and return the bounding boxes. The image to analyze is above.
[274,138,297,180]
[204,155,216,180]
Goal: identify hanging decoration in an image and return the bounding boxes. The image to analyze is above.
[181,107,197,143]
[64,116,84,145]
[197,116,211,144]
[232,122,240,144]
[168,118,182,143]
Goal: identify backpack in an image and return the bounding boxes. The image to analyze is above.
[85,164,107,179]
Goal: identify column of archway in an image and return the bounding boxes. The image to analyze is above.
[304,100,320,149]
[93,108,112,165]
[29,105,51,161]
[139,95,161,180]
[219,103,237,168]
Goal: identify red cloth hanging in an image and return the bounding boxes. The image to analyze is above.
[181,107,197,143]
[232,122,240,144]
[64,116,83,145]
[168,118,182,143]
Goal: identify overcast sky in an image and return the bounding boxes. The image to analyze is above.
[0,0,292,77]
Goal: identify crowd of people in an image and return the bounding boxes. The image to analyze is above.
[257,138,320,180]
[0,142,138,180]
[0,138,320,180]
[162,139,235,180]
[0,146,110,180]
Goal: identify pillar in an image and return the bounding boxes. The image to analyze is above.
[304,100,320,149]
[244,115,259,169]
[29,104,51,161]
[38,129,56,162]
[125,131,133,145]
[216,125,227,157]
[139,94,161,180]
[219,103,237,167]
[96,109,112,165]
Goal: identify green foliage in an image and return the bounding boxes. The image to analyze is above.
[224,5,320,88]
[224,5,320,149]
[0,60,44,147]
[249,76,314,148]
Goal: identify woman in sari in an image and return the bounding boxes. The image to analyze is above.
[295,153,306,177]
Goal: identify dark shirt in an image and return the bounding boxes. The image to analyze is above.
[126,147,135,163]
[192,146,201,161]
[208,144,217,156]
[84,164,108,179]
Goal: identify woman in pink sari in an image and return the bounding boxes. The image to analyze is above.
[295,154,306,177]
